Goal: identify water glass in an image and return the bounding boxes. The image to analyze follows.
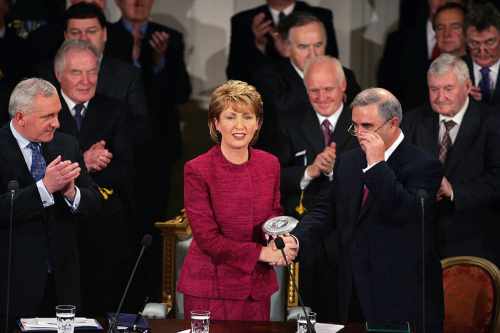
[56,305,76,333]
[297,311,316,333]
[190,310,210,333]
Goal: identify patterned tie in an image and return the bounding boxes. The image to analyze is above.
[438,120,456,164]
[321,119,333,148]
[479,67,492,102]
[28,142,46,181]
[74,103,84,131]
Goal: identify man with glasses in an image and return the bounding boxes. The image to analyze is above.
[403,53,500,267]
[276,55,357,321]
[464,2,500,106]
[293,87,444,332]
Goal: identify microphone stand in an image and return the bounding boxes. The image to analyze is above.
[417,190,427,333]
[4,181,18,333]
[275,236,316,333]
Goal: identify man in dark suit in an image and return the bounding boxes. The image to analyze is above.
[53,39,135,315]
[403,53,500,267]
[276,55,357,321]
[0,78,100,327]
[227,0,338,83]
[252,12,360,153]
[464,2,500,107]
[294,88,444,332]
[34,2,149,147]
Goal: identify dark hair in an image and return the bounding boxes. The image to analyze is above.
[465,2,500,32]
[277,11,324,41]
[63,2,107,31]
[432,3,467,30]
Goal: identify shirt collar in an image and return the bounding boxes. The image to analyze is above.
[315,103,344,129]
[290,59,304,79]
[269,3,295,25]
[385,130,405,161]
[121,17,148,35]
[61,90,89,116]
[438,97,469,126]
[10,120,31,149]
[472,58,500,74]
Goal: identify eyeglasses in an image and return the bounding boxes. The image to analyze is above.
[467,38,499,50]
[347,118,393,137]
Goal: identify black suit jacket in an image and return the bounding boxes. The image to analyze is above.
[106,19,191,158]
[378,24,430,110]
[294,140,444,331]
[226,1,339,83]
[277,105,357,219]
[464,55,500,107]
[403,100,500,265]
[0,126,100,319]
[252,60,361,153]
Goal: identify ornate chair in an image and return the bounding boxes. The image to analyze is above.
[441,256,500,333]
[155,210,299,320]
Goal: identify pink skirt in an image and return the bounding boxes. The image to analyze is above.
[183,295,271,321]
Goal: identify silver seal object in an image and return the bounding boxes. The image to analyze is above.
[262,216,299,237]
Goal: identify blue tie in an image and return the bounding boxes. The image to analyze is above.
[479,67,492,102]
[74,103,84,130]
[28,142,46,181]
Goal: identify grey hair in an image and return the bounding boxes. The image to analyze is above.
[54,39,100,76]
[428,53,470,84]
[8,78,58,118]
[304,55,346,84]
[350,88,403,122]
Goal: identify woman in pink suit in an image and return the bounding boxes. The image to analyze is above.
[178,80,298,321]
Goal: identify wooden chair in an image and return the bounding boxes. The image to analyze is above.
[442,256,500,333]
[155,209,300,320]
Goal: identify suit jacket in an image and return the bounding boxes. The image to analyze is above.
[378,24,430,110]
[252,59,361,153]
[226,1,339,83]
[464,55,500,107]
[0,126,100,319]
[403,100,500,266]
[57,94,134,201]
[294,140,444,330]
[177,146,281,304]
[106,20,191,158]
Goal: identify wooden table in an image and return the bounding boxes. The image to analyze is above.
[147,319,367,333]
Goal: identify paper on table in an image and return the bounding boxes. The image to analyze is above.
[176,330,190,333]
[19,318,101,331]
[315,322,344,333]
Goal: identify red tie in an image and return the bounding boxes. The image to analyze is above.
[362,185,369,207]
[431,43,440,60]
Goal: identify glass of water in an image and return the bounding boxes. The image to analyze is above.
[297,311,316,333]
[190,310,210,333]
[56,305,76,333]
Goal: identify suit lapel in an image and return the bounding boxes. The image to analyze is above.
[300,107,324,155]
[332,106,352,151]
[59,98,79,138]
[492,68,500,105]
[445,102,480,174]
[0,127,34,184]
[418,108,440,159]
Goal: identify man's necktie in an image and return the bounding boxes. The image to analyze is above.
[321,119,333,148]
[132,27,143,62]
[438,120,456,164]
[361,185,369,207]
[431,43,440,60]
[28,142,46,181]
[479,66,492,102]
[278,11,286,26]
[74,103,84,131]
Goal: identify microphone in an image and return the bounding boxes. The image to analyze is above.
[4,180,18,333]
[108,234,152,333]
[417,189,427,333]
[275,236,316,333]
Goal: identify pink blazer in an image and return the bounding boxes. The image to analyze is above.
[177,146,282,300]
